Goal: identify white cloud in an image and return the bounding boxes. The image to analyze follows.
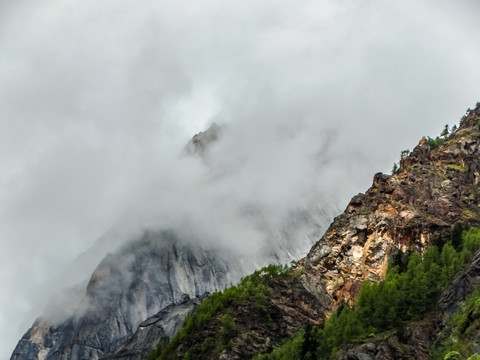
[1,0,480,357]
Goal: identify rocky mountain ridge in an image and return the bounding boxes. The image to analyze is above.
[302,104,480,308]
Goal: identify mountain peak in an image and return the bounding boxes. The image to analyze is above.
[458,102,480,131]
[184,122,224,155]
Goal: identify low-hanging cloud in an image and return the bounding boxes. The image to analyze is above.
[1,0,480,356]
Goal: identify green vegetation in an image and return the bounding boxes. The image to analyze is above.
[147,264,291,360]
[255,228,480,360]
[428,136,446,149]
[252,326,317,360]
[392,162,399,174]
[391,150,410,174]
[441,124,450,139]
[433,285,480,359]
[447,164,467,172]
[400,149,410,160]
[220,313,237,345]
[392,120,461,173]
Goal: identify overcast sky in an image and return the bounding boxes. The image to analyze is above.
[1,0,480,357]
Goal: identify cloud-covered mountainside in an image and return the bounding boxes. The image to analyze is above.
[9,127,335,360]
[2,0,480,357]
[140,104,480,360]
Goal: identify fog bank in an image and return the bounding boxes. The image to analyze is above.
[1,0,480,356]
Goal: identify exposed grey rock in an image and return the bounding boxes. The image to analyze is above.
[184,122,223,155]
[10,230,264,360]
[100,295,204,360]
[11,209,331,360]
[440,248,480,314]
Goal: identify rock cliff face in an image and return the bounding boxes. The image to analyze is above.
[303,105,480,308]
[10,216,332,360]
[12,221,329,360]
[184,123,223,156]
[11,231,247,360]
[102,295,205,360]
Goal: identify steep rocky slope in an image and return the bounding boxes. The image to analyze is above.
[302,104,480,308]
[333,244,480,360]
[153,104,480,359]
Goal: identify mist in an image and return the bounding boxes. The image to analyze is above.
[1,0,480,356]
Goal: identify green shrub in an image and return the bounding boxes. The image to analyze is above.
[428,136,445,149]
[444,351,461,360]
[220,313,237,345]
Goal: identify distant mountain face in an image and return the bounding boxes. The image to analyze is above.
[10,124,334,360]
[184,123,223,156]
[11,224,330,360]
[10,231,252,360]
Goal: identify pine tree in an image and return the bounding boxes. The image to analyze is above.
[441,124,450,139]
[392,162,398,174]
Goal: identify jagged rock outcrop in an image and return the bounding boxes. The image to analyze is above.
[184,123,223,155]
[158,267,332,360]
[102,295,205,360]
[302,105,480,307]
[333,319,435,360]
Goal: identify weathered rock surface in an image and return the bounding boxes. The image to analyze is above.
[11,216,330,360]
[334,320,435,360]
[167,271,332,360]
[303,105,480,308]
[10,231,274,360]
[184,122,223,155]
[440,248,480,314]
[101,295,205,360]
[333,247,480,360]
